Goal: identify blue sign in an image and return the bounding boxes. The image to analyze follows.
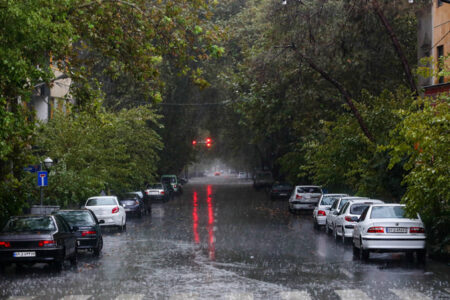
[24,165,38,173]
[37,171,48,187]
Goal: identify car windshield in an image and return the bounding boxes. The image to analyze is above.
[338,199,349,210]
[350,204,370,215]
[273,184,291,189]
[148,184,163,189]
[297,187,321,193]
[370,206,409,219]
[2,217,56,233]
[86,197,116,206]
[321,196,338,206]
[56,211,96,226]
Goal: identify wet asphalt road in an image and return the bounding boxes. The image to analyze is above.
[0,176,449,300]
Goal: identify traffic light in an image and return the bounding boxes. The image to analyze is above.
[192,140,197,146]
[205,137,212,148]
[206,142,211,148]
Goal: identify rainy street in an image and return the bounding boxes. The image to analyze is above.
[0,176,449,300]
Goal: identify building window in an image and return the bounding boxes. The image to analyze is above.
[437,45,444,84]
[438,0,443,7]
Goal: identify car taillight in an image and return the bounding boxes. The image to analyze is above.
[345,216,359,222]
[318,210,326,216]
[135,200,139,205]
[296,194,302,199]
[410,227,425,234]
[367,226,384,233]
[112,206,119,214]
[160,191,165,195]
[81,231,97,237]
[0,241,11,248]
[38,240,55,247]
[145,191,149,195]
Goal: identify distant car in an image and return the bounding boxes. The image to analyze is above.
[144,183,169,202]
[269,182,293,200]
[54,210,103,256]
[313,194,348,228]
[238,172,247,179]
[352,204,426,261]
[85,196,126,231]
[334,199,384,242]
[325,196,369,234]
[288,185,323,212]
[161,175,182,194]
[253,171,274,189]
[0,215,77,271]
[179,177,188,185]
[119,194,147,217]
[214,172,221,176]
[125,191,151,214]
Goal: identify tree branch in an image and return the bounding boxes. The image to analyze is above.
[77,0,144,13]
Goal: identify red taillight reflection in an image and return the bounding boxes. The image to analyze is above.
[207,185,215,261]
[112,206,119,214]
[38,240,55,247]
[81,231,96,237]
[318,210,326,216]
[0,241,11,248]
[367,226,384,233]
[410,227,425,234]
[192,191,199,244]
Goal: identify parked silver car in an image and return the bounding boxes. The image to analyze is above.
[325,196,369,234]
[288,186,323,212]
[334,199,384,242]
[313,194,348,228]
[352,204,426,261]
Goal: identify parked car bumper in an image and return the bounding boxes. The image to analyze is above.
[0,247,65,263]
[76,237,98,249]
[290,202,317,210]
[97,214,123,226]
[316,215,327,225]
[361,236,426,251]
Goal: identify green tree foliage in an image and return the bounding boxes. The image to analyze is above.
[33,105,162,208]
[385,96,449,256]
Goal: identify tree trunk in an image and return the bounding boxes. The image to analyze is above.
[371,0,418,95]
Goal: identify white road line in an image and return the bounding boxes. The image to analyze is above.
[335,289,371,300]
[225,293,254,300]
[60,296,91,300]
[169,294,198,300]
[390,289,432,300]
[115,294,145,300]
[280,290,312,300]
[7,297,34,300]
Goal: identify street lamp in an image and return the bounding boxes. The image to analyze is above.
[44,157,53,169]
[39,157,53,207]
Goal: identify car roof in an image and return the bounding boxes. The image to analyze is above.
[8,214,54,218]
[56,209,90,212]
[295,185,321,188]
[370,203,405,207]
[339,196,368,200]
[323,193,347,196]
[347,199,384,204]
[87,196,116,199]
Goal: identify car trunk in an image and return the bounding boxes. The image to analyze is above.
[0,233,54,248]
[86,205,115,216]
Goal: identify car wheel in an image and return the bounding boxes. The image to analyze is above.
[333,226,338,240]
[69,253,77,266]
[359,238,369,260]
[325,223,330,234]
[0,263,7,274]
[93,237,103,257]
[416,249,426,263]
[313,219,319,230]
[52,260,63,271]
[138,209,142,218]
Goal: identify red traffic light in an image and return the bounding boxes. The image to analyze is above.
[205,138,212,144]
[192,140,197,145]
[206,143,211,148]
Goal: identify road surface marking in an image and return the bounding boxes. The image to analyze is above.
[169,294,198,300]
[115,294,145,300]
[61,296,91,300]
[335,289,371,300]
[225,293,254,300]
[280,290,312,300]
[7,298,34,300]
[339,268,354,279]
[390,289,432,300]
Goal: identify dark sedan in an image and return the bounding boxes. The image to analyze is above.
[0,215,77,271]
[120,194,147,217]
[269,182,293,200]
[53,210,103,256]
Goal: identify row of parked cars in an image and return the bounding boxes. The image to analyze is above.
[271,184,427,262]
[0,174,186,273]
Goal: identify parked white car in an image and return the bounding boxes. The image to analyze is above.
[334,199,384,242]
[288,186,323,212]
[85,196,126,231]
[313,194,348,228]
[325,196,369,234]
[352,204,426,261]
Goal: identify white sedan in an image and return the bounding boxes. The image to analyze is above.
[325,196,368,234]
[352,204,426,261]
[334,199,384,242]
[312,194,347,228]
[85,196,126,231]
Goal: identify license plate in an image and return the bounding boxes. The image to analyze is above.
[280,193,287,196]
[387,227,407,233]
[13,252,36,257]
[77,240,81,246]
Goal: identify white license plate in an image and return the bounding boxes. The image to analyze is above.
[387,227,407,233]
[13,252,36,257]
[77,240,81,246]
[150,192,159,195]
[280,193,287,196]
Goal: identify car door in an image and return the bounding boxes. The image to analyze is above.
[354,207,369,245]
[54,216,75,257]
[336,202,350,233]
[116,198,126,225]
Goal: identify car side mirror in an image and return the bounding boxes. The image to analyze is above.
[99,220,105,224]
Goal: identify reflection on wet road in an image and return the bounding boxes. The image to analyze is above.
[0,177,449,299]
